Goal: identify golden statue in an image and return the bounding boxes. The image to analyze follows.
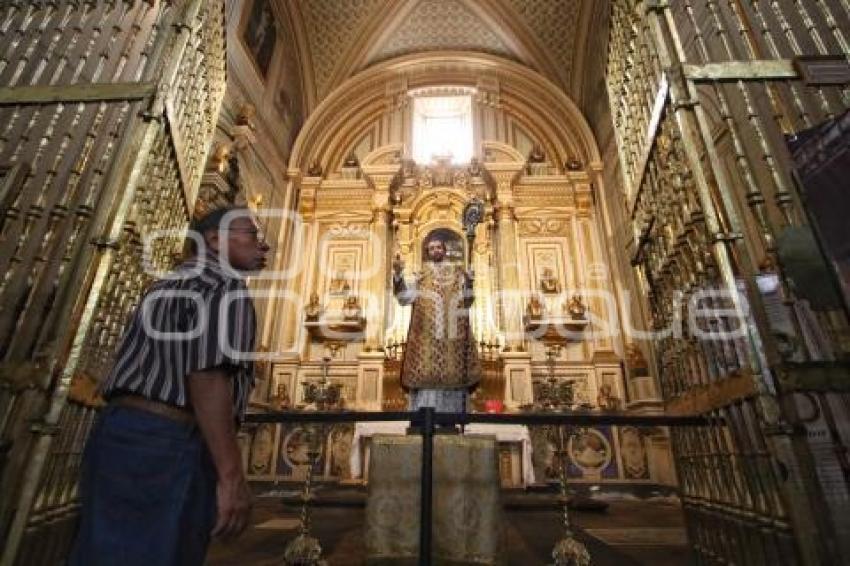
[342,295,362,320]
[565,295,587,320]
[525,295,545,320]
[392,237,480,411]
[304,292,322,320]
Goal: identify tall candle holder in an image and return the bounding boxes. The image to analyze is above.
[551,426,592,566]
[528,344,592,565]
[283,357,342,565]
[282,425,326,566]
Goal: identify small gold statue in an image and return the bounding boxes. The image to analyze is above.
[596,383,621,411]
[565,295,587,320]
[528,143,546,163]
[343,152,359,168]
[342,295,362,320]
[236,102,257,129]
[526,295,545,320]
[304,292,322,320]
[271,383,291,409]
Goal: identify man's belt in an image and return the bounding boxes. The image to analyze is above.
[109,394,196,426]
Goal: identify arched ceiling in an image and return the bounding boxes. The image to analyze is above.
[282,0,600,110]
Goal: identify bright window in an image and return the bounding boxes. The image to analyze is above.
[411,95,473,164]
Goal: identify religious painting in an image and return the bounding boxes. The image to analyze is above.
[566,426,618,479]
[530,425,558,482]
[326,424,354,480]
[539,266,561,294]
[328,270,352,295]
[248,424,276,476]
[275,425,326,480]
[325,247,360,296]
[242,0,277,80]
[619,426,650,479]
[421,228,464,264]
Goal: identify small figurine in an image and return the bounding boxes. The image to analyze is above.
[343,152,359,168]
[526,295,545,320]
[565,157,583,171]
[342,295,362,320]
[272,383,291,409]
[304,292,322,320]
[208,142,232,173]
[236,102,257,129]
[528,143,546,163]
[596,383,621,411]
[565,295,587,320]
[307,161,323,176]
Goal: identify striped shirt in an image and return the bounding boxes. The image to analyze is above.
[101,253,256,422]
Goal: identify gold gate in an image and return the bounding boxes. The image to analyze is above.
[0,1,225,564]
[606,1,850,564]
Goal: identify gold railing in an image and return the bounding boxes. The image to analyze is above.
[608,1,850,564]
[0,1,226,564]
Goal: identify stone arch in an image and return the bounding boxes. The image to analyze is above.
[289,52,602,176]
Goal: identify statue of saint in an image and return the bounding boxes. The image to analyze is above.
[343,152,359,168]
[566,295,587,320]
[342,295,362,320]
[304,292,322,320]
[526,295,545,320]
[596,383,621,411]
[392,236,480,413]
[528,143,545,163]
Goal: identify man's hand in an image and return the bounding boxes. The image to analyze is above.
[213,474,253,539]
[188,368,253,540]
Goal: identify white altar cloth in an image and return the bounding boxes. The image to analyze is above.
[350,421,535,485]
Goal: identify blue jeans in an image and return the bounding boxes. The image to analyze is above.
[69,406,216,566]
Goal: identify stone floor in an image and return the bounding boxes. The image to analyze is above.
[208,486,692,565]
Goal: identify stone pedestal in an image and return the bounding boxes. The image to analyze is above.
[365,434,503,565]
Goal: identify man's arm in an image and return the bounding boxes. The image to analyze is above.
[188,368,252,539]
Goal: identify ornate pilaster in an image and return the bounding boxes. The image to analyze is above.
[361,169,395,349]
[488,165,523,349]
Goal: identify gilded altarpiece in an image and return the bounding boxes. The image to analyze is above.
[253,142,667,488]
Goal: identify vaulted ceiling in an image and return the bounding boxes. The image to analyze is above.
[282,0,604,111]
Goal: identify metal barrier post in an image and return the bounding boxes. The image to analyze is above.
[418,407,435,565]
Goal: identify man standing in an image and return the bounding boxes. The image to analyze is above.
[392,236,480,413]
[70,207,269,565]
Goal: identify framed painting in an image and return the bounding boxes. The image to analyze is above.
[242,0,277,80]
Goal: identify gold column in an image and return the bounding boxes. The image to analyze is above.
[488,166,523,349]
[361,170,395,350]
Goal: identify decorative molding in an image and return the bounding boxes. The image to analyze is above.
[517,217,571,237]
[366,0,515,66]
[297,0,388,97]
[290,53,602,179]
[502,0,581,84]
